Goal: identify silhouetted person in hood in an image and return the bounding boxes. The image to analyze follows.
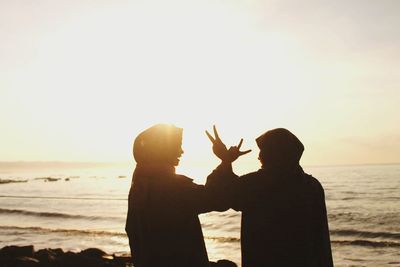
[125,124,249,267]
[206,126,334,267]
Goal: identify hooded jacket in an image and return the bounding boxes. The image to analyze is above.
[207,128,334,267]
[126,124,230,267]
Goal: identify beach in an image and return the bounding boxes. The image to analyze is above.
[0,162,399,266]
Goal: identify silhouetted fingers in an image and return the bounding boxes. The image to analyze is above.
[239,149,252,156]
[237,138,243,149]
[213,125,221,141]
[205,130,215,144]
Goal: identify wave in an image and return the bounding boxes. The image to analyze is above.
[0,195,126,201]
[0,226,127,238]
[1,226,399,248]
[206,235,400,248]
[332,240,400,248]
[0,226,239,243]
[328,212,400,227]
[382,196,400,200]
[341,197,357,200]
[205,236,240,242]
[331,229,400,240]
[0,208,122,221]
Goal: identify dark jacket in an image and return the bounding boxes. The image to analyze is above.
[125,165,230,267]
[208,166,333,267]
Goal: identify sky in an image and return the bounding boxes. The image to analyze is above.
[1,0,400,172]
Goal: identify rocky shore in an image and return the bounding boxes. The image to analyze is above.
[0,245,237,267]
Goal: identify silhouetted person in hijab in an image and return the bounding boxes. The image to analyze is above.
[206,126,334,267]
[125,124,249,267]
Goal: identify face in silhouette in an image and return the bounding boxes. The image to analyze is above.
[258,151,264,166]
[167,139,184,166]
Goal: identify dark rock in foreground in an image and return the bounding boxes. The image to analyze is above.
[209,259,238,267]
[0,246,128,267]
[0,245,237,267]
[0,245,34,258]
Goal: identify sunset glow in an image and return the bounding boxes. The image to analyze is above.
[1,0,399,171]
[1,2,400,266]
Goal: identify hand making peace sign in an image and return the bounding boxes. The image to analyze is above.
[205,125,251,163]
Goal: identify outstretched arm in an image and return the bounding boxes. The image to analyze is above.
[203,125,251,211]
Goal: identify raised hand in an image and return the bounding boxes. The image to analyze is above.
[205,125,228,161]
[205,125,251,163]
[227,138,252,162]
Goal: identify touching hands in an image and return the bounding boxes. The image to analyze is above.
[205,125,251,163]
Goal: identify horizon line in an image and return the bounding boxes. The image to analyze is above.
[0,160,399,168]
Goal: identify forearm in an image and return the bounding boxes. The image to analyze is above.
[197,161,237,213]
[216,160,233,173]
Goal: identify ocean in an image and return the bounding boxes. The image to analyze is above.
[0,162,399,266]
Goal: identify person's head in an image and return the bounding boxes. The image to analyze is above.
[256,128,304,169]
[133,124,184,166]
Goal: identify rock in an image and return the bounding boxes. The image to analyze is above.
[8,256,40,267]
[112,255,131,267]
[0,246,235,267]
[50,248,64,257]
[209,260,238,267]
[79,248,107,258]
[0,245,34,258]
[57,250,114,267]
[35,248,63,264]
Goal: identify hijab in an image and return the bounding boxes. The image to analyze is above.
[131,124,183,209]
[133,123,183,166]
[256,128,304,176]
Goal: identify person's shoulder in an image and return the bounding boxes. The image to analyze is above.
[239,169,264,180]
[303,173,325,193]
[174,174,195,184]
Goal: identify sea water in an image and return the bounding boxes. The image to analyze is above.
[0,162,399,266]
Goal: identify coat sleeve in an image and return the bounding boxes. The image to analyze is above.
[176,163,238,214]
[203,163,254,213]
